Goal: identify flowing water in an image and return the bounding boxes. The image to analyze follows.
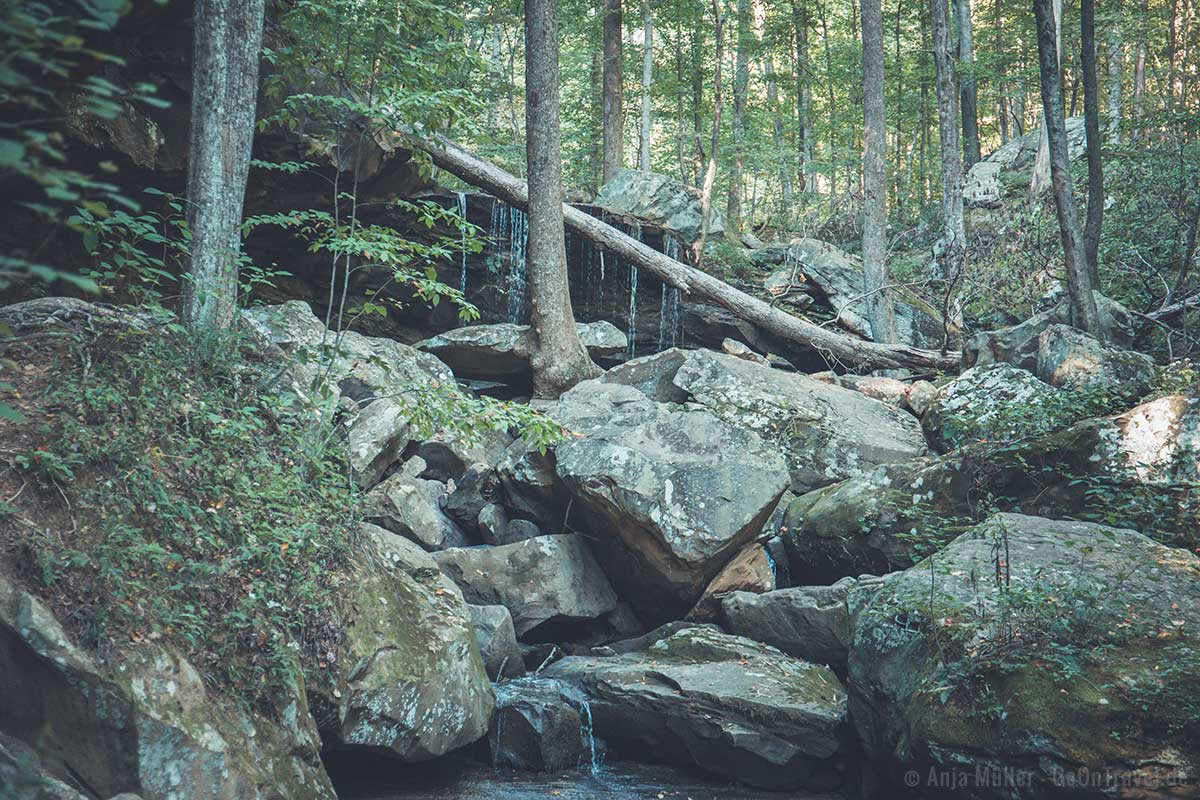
[331,756,843,800]
[656,236,683,351]
[506,206,528,324]
[456,191,469,294]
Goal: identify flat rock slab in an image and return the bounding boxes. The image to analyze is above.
[545,626,848,790]
[416,321,625,382]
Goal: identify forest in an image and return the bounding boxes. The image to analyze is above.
[0,0,1198,798]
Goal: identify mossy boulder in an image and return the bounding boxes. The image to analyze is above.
[921,363,1063,452]
[0,575,334,800]
[783,394,1200,581]
[848,513,1200,798]
[313,528,494,761]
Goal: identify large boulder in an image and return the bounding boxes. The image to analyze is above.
[243,301,456,488]
[433,535,618,637]
[759,238,950,348]
[415,321,625,382]
[1036,323,1156,395]
[315,528,494,761]
[365,470,468,550]
[544,626,849,790]
[921,363,1063,452]
[542,379,790,617]
[0,575,336,800]
[782,394,1200,580]
[720,575,884,672]
[964,116,1087,210]
[593,168,724,244]
[606,348,927,493]
[850,513,1200,798]
[468,605,525,680]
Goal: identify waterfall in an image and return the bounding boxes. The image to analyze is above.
[558,682,603,776]
[456,191,468,294]
[657,235,683,351]
[627,263,639,359]
[488,201,507,276]
[506,206,528,323]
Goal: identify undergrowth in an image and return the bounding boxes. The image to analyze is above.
[2,324,358,710]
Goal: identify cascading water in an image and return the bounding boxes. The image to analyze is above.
[456,191,469,294]
[506,206,528,324]
[557,681,603,776]
[491,676,604,778]
[657,235,683,351]
[626,262,639,359]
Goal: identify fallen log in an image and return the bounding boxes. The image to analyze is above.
[410,133,961,373]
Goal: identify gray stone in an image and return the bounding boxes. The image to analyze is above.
[443,463,498,534]
[904,379,938,416]
[415,321,624,382]
[544,627,848,790]
[1036,323,1157,395]
[365,472,468,550]
[850,513,1200,798]
[477,503,510,545]
[468,605,526,679]
[433,535,619,636]
[543,379,790,617]
[416,426,514,482]
[922,363,1063,452]
[0,576,335,800]
[721,576,885,671]
[593,168,724,244]
[499,518,542,546]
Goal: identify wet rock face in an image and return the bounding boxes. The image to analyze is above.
[415,320,626,382]
[849,513,1200,799]
[317,529,494,762]
[0,576,336,800]
[593,168,724,244]
[921,363,1062,452]
[544,627,849,790]
[468,605,526,680]
[487,678,591,773]
[433,535,619,637]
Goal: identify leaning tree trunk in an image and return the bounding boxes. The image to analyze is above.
[602,0,624,184]
[861,0,896,345]
[525,0,602,396]
[183,0,266,335]
[1080,0,1104,288]
[954,0,981,168]
[408,133,961,373]
[930,0,966,258]
[1034,0,1100,334]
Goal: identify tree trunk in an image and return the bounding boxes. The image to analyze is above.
[1030,0,1061,194]
[695,0,725,263]
[861,0,896,345]
[819,0,837,210]
[639,0,653,171]
[727,0,750,234]
[1080,0,1104,287]
[690,6,705,185]
[602,0,624,184]
[1107,32,1123,144]
[919,6,930,207]
[760,0,793,213]
[525,0,602,396]
[930,0,966,255]
[791,0,812,191]
[954,0,981,168]
[183,0,266,335]
[1033,0,1100,333]
[411,134,961,373]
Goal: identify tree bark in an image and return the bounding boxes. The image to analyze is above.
[759,0,793,213]
[791,0,812,191]
[1080,0,1104,287]
[953,0,981,168]
[930,0,966,256]
[1033,0,1100,333]
[727,0,750,234]
[525,0,602,396]
[410,134,960,373]
[690,6,706,185]
[1030,0,1061,194]
[639,0,653,171]
[602,0,624,184]
[695,0,725,263]
[183,0,265,335]
[861,0,896,345]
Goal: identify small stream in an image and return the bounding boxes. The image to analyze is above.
[331,756,845,800]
